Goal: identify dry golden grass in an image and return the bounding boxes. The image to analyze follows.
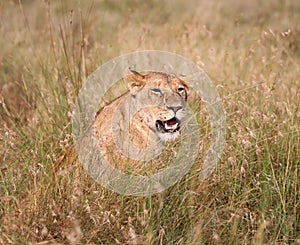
[1,0,300,244]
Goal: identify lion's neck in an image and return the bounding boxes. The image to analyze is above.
[110,94,160,152]
[129,113,156,150]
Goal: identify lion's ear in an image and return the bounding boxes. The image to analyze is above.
[126,69,146,95]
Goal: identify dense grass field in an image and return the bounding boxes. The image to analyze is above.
[1,0,299,244]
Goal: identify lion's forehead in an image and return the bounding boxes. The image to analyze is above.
[145,77,187,91]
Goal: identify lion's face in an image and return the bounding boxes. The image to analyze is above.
[127,70,189,142]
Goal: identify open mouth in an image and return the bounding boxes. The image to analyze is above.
[155,117,180,133]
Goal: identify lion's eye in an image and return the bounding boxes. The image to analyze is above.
[151,88,162,94]
[177,87,185,93]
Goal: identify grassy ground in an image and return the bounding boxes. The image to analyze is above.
[1,0,300,244]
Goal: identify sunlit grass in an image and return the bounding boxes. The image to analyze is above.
[0,0,299,244]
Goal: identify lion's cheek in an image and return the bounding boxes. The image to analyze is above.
[137,110,155,128]
[176,110,186,121]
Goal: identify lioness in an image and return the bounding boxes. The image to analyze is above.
[92,70,189,173]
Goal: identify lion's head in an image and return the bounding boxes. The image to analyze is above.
[127,69,189,142]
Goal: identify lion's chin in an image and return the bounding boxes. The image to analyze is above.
[158,131,180,142]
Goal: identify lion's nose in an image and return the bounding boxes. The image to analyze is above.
[167,106,183,113]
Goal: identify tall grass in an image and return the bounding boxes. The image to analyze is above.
[1,0,299,244]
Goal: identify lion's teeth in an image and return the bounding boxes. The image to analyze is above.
[164,122,178,130]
